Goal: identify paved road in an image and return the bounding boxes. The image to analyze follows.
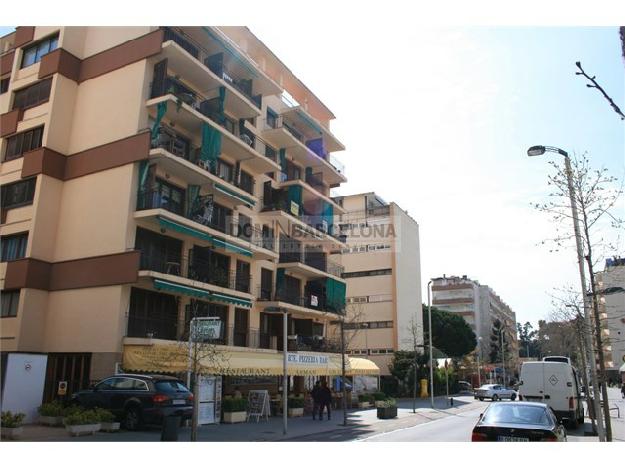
[360,406,485,442]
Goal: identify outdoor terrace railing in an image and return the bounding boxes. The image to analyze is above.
[161,27,262,109]
[278,250,344,277]
[137,250,252,294]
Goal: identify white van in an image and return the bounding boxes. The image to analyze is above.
[518,360,584,428]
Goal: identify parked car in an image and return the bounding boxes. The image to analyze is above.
[474,384,517,401]
[71,374,193,430]
[518,360,584,428]
[457,381,473,394]
[471,401,567,442]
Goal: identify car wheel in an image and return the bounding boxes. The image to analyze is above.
[123,406,142,431]
[510,393,516,401]
[479,397,484,401]
[492,394,498,401]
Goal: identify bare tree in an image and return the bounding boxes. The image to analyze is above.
[533,153,624,441]
[575,61,625,121]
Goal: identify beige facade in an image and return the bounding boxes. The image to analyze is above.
[432,275,519,375]
[329,193,423,377]
[595,257,625,378]
[0,26,351,399]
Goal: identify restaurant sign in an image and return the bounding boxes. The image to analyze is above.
[287,353,328,365]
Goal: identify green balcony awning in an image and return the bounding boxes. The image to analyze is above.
[153,279,252,309]
[157,216,252,257]
[214,183,255,206]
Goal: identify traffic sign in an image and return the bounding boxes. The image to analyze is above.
[58,381,68,396]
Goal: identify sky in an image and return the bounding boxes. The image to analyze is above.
[246,25,625,327]
[1,23,623,328]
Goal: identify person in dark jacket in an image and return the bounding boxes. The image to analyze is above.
[311,381,321,420]
[318,380,332,420]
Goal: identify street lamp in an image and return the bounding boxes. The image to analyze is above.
[500,328,506,386]
[528,144,605,441]
[427,280,434,408]
[476,337,482,387]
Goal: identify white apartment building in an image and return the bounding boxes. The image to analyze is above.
[596,257,625,380]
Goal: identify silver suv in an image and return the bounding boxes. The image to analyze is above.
[474,384,517,401]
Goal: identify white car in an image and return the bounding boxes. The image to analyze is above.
[474,384,517,401]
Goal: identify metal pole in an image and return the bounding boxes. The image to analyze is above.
[427,280,434,408]
[477,337,482,387]
[187,318,194,388]
[563,155,605,441]
[282,310,288,435]
[501,329,506,386]
[341,319,348,426]
[445,362,449,406]
[412,331,417,413]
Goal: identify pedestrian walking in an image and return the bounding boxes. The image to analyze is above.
[318,380,332,420]
[621,382,625,399]
[311,381,321,420]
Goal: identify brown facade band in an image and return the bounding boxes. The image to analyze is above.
[0,108,24,138]
[431,284,475,292]
[4,251,141,291]
[1,50,15,76]
[13,27,35,48]
[432,298,474,305]
[38,48,82,82]
[20,132,151,181]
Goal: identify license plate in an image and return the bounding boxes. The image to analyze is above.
[497,436,529,442]
[173,399,187,405]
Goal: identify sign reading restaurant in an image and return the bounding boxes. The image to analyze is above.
[287,353,328,365]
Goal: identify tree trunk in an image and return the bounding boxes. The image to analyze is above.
[341,319,348,426]
[575,315,596,434]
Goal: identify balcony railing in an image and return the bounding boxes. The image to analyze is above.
[138,250,251,294]
[150,76,274,158]
[256,288,344,315]
[161,27,261,109]
[278,250,344,277]
[151,124,256,196]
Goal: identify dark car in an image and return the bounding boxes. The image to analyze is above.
[471,402,567,442]
[71,374,193,430]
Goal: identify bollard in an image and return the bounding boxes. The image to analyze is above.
[450,397,454,407]
[161,415,181,441]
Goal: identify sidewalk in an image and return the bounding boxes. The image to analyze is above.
[6,395,485,442]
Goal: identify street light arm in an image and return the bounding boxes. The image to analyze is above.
[543,146,569,157]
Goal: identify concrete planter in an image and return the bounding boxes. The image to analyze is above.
[39,415,64,426]
[66,423,101,436]
[288,408,304,417]
[99,422,120,432]
[358,402,371,409]
[1,426,23,440]
[223,411,247,424]
[377,407,398,419]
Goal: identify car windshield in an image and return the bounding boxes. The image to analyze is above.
[155,380,189,393]
[482,405,550,426]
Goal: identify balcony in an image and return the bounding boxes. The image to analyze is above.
[261,116,346,186]
[138,250,252,294]
[278,250,345,279]
[257,288,344,316]
[160,27,280,116]
[135,189,277,260]
[147,83,280,174]
[260,196,347,246]
[151,125,257,203]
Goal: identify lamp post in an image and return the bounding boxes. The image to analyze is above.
[500,328,506,386]
[427,280,434,408]
[477,336,482,387]
[527,144,605,441]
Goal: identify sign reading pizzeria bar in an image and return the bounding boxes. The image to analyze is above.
[287,353,328,365]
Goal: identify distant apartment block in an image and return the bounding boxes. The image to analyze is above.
[596,257,625,380]
[432,275,519,368]
[330,193,423,381]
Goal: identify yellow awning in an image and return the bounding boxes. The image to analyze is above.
[123,344,379,377]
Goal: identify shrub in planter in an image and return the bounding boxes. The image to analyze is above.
[94,408,120,432]
[1,411,26,440]
[38,401,65,426]
[373,392,387,407]
[357,393,372,408]
[287,396,305,417]
[64,409,101,436]
[222,398,248,424]
[376,398,397,419]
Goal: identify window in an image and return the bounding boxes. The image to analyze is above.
[4,126,44,161]
[12,79,52,110]
[265,144,277,161]
[1,290,20,317]
[239,170,254,195]
[266,108,278,129]
[1,178,36,210]
[153,179,184,216]
[1,233,28,261]
[342,268,392,279]
[21,34,59,68]
[155,380,189,393]
[0,78,9,95]
[216,159,233,183]
[95,378,117,391]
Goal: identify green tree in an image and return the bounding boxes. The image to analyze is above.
[388,351,430,397]
[422,305,477,358]
[489,319,510,364]
[516,321,539,358]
